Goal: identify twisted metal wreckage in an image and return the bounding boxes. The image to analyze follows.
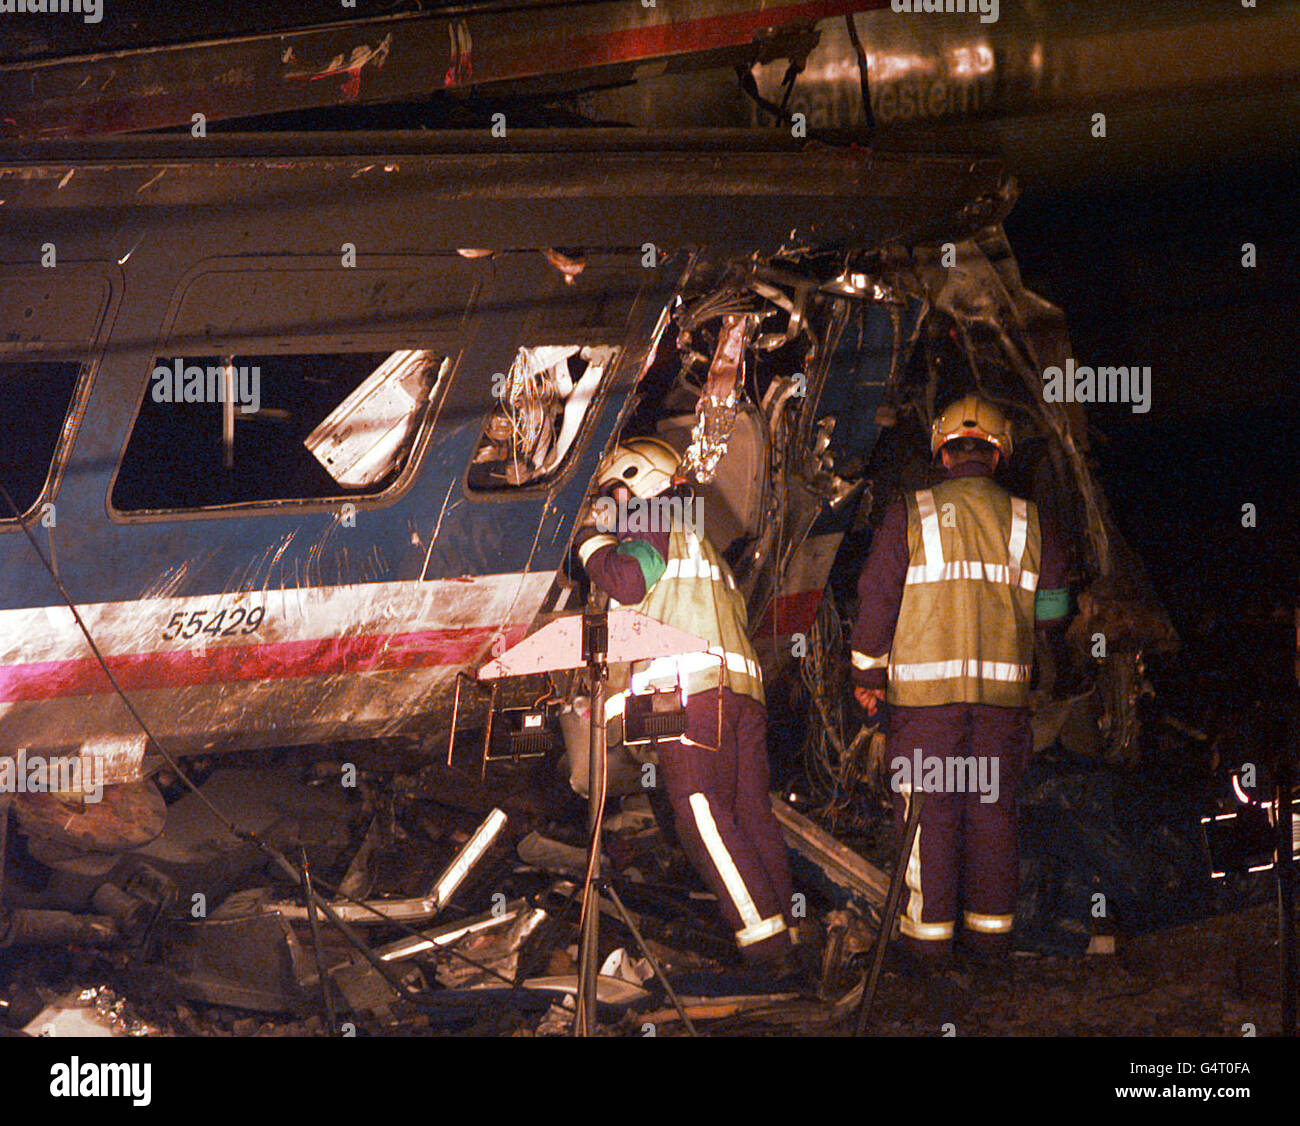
[657,210,1176,786]
[0,133,1176,1031]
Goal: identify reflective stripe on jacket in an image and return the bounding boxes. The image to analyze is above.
[604,526,763,739]
[887,476,1040,708]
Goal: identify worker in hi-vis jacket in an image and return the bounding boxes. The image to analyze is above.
[574,437,806,976]
[851,395,1070,968]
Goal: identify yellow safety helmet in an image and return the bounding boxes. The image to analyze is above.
[930,393,1013,461]
[596,437,681,499]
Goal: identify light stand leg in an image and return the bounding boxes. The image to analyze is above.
[301,847,338,1032]
[854,788,924,1037]
[604,881,699,1037]
[576,666,607,1034]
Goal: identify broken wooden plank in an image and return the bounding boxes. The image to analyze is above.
[769,795,889,907]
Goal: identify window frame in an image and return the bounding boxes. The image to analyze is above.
[107,348,457,521]
[106,256,475,523]
[0,264,118,533]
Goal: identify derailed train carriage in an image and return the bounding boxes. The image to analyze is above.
[0,131,1173,944]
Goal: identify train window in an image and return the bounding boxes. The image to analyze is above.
[0,360,84,522]
[112,350,442,512]
[467,345,616,490]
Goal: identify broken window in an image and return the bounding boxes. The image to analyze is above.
[112,351,441,512]
[467,345,617,491]
[0,360,85,521]
[304,350,446,487]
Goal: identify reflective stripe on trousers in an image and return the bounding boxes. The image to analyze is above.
[688,792,787,948]
[964,910,1013,934]
[897,782,955,943]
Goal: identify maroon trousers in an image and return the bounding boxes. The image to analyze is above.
[657,687,795,964]
[886,702,1033,958]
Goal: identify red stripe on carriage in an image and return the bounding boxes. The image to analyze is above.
[0,624,527,703]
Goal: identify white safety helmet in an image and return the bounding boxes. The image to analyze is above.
[595,437,681,499]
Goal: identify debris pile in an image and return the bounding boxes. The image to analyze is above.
[0,752,891,1037]
[0,718,1288,1037]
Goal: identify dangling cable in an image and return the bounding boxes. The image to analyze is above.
[844,13,877,134]
[0,473,526,1008]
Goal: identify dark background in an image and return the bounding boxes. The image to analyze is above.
[1008,153,1300,724]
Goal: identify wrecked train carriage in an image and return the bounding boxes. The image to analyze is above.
[611,227,1177,799]
[0,132,1022,857]
[0,135,1178,962]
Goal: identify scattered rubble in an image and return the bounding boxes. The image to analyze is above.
[0,703,1293,1038]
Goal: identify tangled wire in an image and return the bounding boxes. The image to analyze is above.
[797,591,882,834]
[498,346,581,485]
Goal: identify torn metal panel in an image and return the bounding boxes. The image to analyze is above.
[517,831,603,879]
[305,350,444,487]
[679,315,751,483]
[263,885,454,926]
[337,815,384,901]
[21,985,160,1037]
[429,807,508,908]
[329,958,413,1026]
[433,905,547,989]
[375,898,529,963]
[159,912,317,1014]
[522,973,649,1008]
[270,807,506,924]
[656,406,768,550]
